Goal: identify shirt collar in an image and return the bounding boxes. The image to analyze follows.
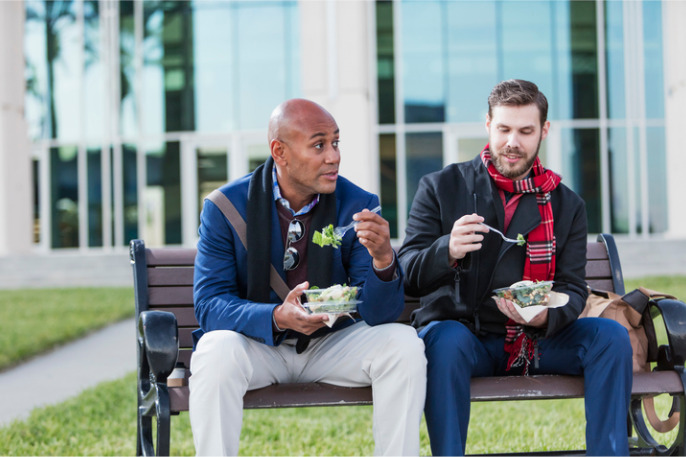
[272,164,320,216]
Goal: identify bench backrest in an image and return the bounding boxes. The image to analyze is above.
[130,234,624,374]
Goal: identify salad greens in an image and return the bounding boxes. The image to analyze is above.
[516,233,526,246]
[306,284,359,303]
[312,224,342,249]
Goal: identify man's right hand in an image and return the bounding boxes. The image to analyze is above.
[449,213,487,264]
[273,281,329,335]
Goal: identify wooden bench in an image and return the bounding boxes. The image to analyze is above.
[131,233,686,456]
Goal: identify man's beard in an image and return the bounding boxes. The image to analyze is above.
[492,137,542,180]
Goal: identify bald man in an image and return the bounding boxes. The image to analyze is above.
[189,99,427,455]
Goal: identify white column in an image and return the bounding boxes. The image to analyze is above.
[299,0,378,194]
[663,1,686,238]
[0,1,33,255]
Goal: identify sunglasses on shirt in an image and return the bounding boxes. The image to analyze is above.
[283,219,304,271]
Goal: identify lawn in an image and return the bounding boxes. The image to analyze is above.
[0,276,684,455]
[0,287,133,370]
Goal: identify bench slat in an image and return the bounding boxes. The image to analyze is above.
[148,286,194,306]
[585,242,608,260]
[167,371,684,412]
[585,278,614,292]
[585,259,612,281]
[146,248,196,266]
[148,267,194,286]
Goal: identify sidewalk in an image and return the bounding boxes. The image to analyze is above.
[0,318,136,427]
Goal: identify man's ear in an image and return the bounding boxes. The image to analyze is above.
[270,139,287,165]
[541,120,551,140]
[485,114,491,133]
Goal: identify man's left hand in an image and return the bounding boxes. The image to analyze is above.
[353,209,394,269]
[495,297,548,328]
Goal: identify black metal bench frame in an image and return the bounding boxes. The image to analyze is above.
[131,234,686,456]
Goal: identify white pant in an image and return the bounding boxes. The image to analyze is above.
[189,321,427,455]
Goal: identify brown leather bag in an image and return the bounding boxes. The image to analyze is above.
[581,287,678,433]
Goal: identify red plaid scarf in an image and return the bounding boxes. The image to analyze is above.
[480,145,561,373]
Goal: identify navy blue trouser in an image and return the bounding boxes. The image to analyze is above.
[419,317,633,456]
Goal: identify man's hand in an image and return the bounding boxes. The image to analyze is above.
[495,297,548,328]
[449,213,488,264]
[273,281,329,335]
[354,209,394,270]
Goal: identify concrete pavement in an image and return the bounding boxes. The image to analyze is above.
[0,318,136,427]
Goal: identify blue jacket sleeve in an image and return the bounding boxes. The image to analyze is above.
[193,200,278,345]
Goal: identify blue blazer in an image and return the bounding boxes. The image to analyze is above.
[193,173,405,346]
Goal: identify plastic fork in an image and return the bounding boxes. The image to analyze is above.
[480,222,521,244]
[334,205,382,238]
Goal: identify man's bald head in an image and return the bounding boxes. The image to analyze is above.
[268,98,336,145]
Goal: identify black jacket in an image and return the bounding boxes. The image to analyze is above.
[398,155,589,338]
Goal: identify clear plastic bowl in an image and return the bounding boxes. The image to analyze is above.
[301,285,361,314]
[493,280,553,308]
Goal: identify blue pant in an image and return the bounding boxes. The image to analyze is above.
[419,318,633,456]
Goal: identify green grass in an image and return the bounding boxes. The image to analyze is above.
[1,372,678,456]
[0,276,684,455]
[0,287,133,370]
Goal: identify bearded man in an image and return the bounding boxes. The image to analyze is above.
[398,79,632,456]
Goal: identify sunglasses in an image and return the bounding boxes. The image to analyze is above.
[283,219,304,271]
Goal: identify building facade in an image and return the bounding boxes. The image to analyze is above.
[2,0,685,256]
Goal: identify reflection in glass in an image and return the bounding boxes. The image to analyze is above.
[643,1,664,120]
[560,128,601,233]
[25,0,49,140]
[25,0,80,140]
[145,142,180,245]
[84,1,104,140]
[608,128,629,234]
[402,1,445,123]
[87,147,103,247]
[197,146,228,223]
[50,146,79,248]
[120,2,136,137]
[123,144,139,245]
[646,127,667,234]
[605,1,626,120]
[376,1,395,124]
[379,134,397,238]
[142,1,300,135]
[406,133,443,214]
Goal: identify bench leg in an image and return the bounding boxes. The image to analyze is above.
[137,382,172,456]
[629,372,686,456]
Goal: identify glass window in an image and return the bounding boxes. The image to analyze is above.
[379,134,398,238]
[236,2,300,130]
[145,141,181,245]
[376,1,395,125]
[142,1,300,135]
[87,147,103,247]
[608,127,630,234]
[197,146,228,222]
[120,2,137,137]
[26,0,81,141]
[646,127,667,234]
[33,159,40,244]
[444,1,497,123]
[643,1,664,120]
[84,0,104,141]
[406,132,443,213]
[25,0,49,140]
[560,128,601,233]
[605,1,626,120]
[123,144,139,244]
[50,146,79,248]
[401,1,445,123]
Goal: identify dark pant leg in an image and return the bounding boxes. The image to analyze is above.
[533,318,633,456]
[419,320,494,456]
